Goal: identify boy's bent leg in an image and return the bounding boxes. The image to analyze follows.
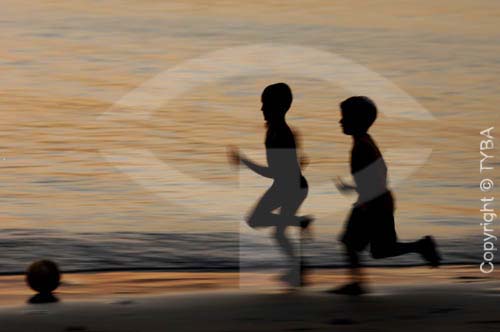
[246,185,282,228]
[247,185,309,228]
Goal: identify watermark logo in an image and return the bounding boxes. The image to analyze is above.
[479,127,496,274]
[98,43,434,221]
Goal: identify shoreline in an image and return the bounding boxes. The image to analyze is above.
[0,265,496,307]
[0,262,481,276]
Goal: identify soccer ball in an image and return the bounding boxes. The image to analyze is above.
[26,260,61,294]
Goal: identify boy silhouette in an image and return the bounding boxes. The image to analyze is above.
[333,96,441,295]
[228,83,313,287]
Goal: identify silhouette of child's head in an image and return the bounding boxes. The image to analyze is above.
[261,83,293,123]
[339,96,377,135]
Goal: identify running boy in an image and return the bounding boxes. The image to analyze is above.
[333,96,441,295]
[228,83,313,287]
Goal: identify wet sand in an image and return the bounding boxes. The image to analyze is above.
[0,266,498,331]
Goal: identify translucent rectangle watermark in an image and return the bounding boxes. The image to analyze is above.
[237,150,303,289]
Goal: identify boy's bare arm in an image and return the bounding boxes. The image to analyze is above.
[334,176,356,194]
[227,146,274,178]
[240,155,274,178]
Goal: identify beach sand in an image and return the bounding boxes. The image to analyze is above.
[0,266,499,331]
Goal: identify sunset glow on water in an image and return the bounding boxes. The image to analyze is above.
[0,0,498,272]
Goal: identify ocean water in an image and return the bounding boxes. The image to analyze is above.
[0,229,487,274]
[0,1,499,272]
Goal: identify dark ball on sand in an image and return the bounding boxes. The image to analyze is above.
[26,260,61,295]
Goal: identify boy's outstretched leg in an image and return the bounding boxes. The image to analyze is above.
[371,236,442,267]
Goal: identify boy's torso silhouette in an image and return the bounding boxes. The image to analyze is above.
[351,134,391,207]
[266,121,306,189]
[343,133,397,255]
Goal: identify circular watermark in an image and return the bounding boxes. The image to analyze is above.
[98,43,434,220]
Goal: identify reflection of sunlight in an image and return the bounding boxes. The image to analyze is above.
[100,44,434,225]
[99,149,273,217]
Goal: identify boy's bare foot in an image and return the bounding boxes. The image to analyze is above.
[299,215,314,229]
[327,282,367,296]
[277,268,301,288]
[299,215,315,240]
[419,236,442,267]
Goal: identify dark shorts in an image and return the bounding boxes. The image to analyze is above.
[340,191,398,256]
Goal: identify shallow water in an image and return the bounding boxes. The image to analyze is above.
[0,229,485,273]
